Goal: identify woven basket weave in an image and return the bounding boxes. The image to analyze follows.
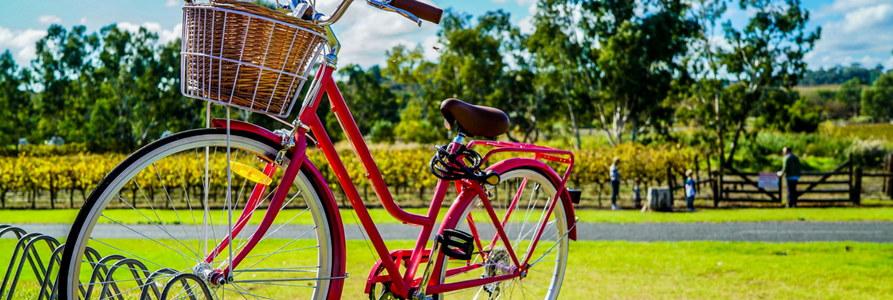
[181,0,327,117]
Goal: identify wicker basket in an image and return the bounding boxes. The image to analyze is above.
[181,0,327,117]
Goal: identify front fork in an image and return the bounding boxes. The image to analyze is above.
[201,126,308,285]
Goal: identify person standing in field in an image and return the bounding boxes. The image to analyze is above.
[684,169,696,211]
[777,147,802,208]
[633,179,642,209]
[610,157,621,210]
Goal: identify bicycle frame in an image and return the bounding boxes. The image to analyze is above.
[204,63,578,299]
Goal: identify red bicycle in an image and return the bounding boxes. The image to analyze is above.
[59,0,579,299]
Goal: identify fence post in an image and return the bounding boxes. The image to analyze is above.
[849,153,854,205]
[695,156,701,194]
[779,175,785,207]
[853,167,862,206]
[666,166,674,202]
[884,153,893,198]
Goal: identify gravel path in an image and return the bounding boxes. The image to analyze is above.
[5,222,893,243]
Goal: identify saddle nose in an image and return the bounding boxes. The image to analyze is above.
[439,98,510,138]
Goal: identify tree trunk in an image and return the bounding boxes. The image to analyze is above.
[715,93,725,173]
[725,118,746,168]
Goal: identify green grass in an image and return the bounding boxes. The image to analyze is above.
[2,239,891,299]
[3,206,893,226]
[573,207,893,223]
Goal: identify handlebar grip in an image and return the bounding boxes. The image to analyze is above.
[389,0,443,24]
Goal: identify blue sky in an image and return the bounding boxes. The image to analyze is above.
[1,0,891,71]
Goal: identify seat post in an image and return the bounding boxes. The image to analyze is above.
[452,132,466,144]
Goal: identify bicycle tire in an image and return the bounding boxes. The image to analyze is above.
[436,166,569,300]
[58,128,343,300]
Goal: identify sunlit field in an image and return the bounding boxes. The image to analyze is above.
[2,239,892,299]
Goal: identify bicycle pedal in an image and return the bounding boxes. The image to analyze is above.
[439,229,474,260]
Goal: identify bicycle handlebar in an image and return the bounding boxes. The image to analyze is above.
[313,0,355,26]
[388,0,443,24]
[313,0,442,26]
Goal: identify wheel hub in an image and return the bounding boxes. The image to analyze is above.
[482,248,511,297]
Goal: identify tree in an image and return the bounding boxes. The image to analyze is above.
[530,0,697,146]
[677,0,729,167]
[0,51,32,149]
[427,10,555,144]
[837,78,862,118]
[31,25,99,145]
[527,0,593,149]
[336,64,399,134]
[861,73,893,122]
[592,0,698,144]
[718,0,819,166]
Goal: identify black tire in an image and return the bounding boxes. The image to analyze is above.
[58,128,343,300]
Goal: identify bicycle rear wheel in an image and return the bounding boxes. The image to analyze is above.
[437,166,569,300]
[58,128,340,300]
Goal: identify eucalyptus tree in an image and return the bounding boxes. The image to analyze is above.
[526,0,594,149]
[0,51,32,149]
[428,10,545,142]
[31,25,99,145]
[530,0,697,147]
[861,73,893,122]
[719,0,819,165]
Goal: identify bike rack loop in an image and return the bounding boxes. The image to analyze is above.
[0,224,213,300]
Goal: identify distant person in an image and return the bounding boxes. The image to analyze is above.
[684,169,696,211]
[777,147,802,207]
[633,179,642,209]
[610,157,621,210]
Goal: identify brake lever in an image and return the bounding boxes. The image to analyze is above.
[365,0,423,27]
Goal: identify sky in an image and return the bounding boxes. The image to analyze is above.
[0,0,892,71]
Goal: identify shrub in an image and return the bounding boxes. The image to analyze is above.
[369,120,396,144]
[848,138,891,168]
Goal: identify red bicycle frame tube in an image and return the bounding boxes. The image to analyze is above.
[208,63,577,298]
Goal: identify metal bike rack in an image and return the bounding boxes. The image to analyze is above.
[0,224,213,300]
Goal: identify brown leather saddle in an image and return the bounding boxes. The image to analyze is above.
[439,98,509,138]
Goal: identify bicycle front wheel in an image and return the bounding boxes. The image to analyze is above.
[58,128,340,300]
[437,166,569,300]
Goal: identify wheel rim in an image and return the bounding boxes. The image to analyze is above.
[438,168,568,300]
[62,131,333,299]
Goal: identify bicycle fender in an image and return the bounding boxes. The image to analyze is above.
[485,158,578,241]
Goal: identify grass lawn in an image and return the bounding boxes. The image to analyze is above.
[2,206,893,225]
[2,239,891,299]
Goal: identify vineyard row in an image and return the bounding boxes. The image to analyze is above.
[0,143,703,209]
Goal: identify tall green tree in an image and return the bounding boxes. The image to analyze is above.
[837,78,862,118]
[718,0,819,166]
[0,51,32,149]
[530,0,697,146]
[679,0,729,160]
[431,11,544,142]
[861,73,893,122]
[31,25,99,144]
[336,64,399,134]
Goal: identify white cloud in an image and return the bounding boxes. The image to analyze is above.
[79,17,88,25]
[518,3,537,34]
[807,3,893,69]
[313,0,439,67]
[817,0,891,18]
[116,22,181,44]
[37,15,62,25]
[0,26,47,63]
[839,4,893,32]
[166,0,180,8]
